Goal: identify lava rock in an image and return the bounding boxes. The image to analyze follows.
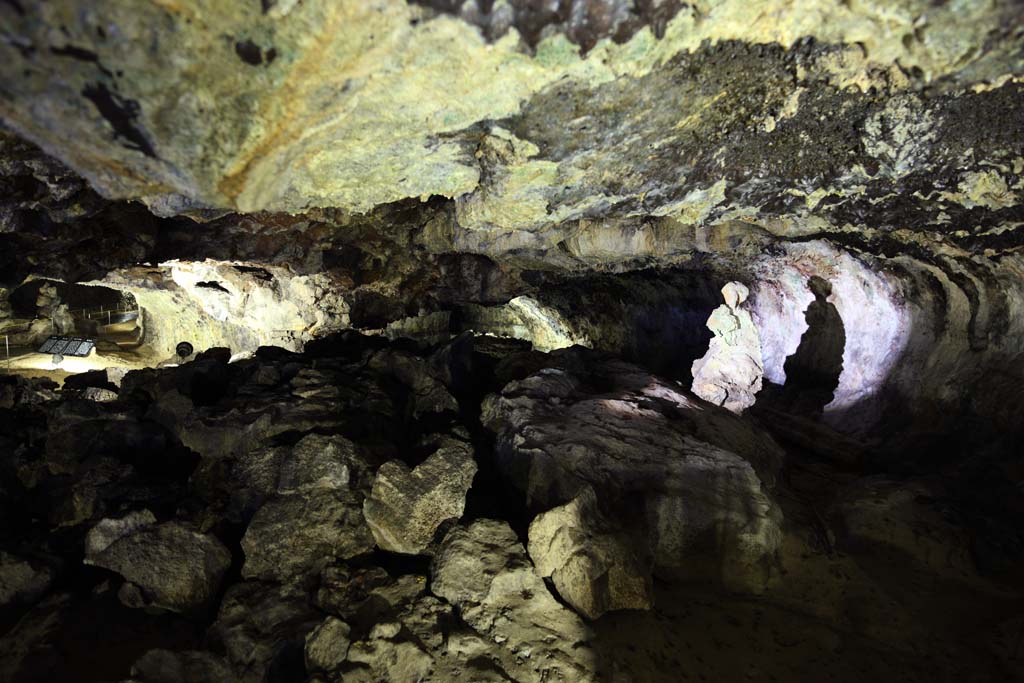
[527,486,653,619]
[84,511,231,614]
[82,387,119,402]
[0,552,54,608]
[277,433,360,494]
[208,581,320,683]
[483,354,785,592]
[431,519,597,682]
[240,489,374,582]
[363,436,477,555]
[304,617,352,674]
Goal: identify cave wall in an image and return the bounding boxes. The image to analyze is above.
[90,260,350,359]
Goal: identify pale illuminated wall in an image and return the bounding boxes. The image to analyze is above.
[89,260,351,359]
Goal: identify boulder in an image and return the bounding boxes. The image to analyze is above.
[241,489,374,582]
[304,617,352,674]
[482,355,784,592]
[527,486,652,619]
[431,519,597,683]
[277,433,360,494]
[82,387,119,402]
[0,552,54,608]
[208,581,320,683]
[344,623,434,683]
[363,437,477,555]
[367,350,459,417]
[84,511,231,614]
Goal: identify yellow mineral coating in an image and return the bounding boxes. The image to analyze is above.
[0,0,1015,222]
[941,170,1019,210]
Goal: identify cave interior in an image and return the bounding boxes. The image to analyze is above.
[1,1,1023,682]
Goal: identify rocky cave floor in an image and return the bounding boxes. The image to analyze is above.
[0,330,1022,683]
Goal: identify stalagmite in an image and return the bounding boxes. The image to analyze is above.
[691,281,764,413]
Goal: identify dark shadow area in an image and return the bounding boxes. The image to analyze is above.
[775,276,846,417]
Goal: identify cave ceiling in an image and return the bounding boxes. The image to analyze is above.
[0,0,1021,265]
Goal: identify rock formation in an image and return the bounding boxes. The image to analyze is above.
[0,1,1022,681]
[691,281,764,413]
[84,511,231,614]
[363,436,477,555]
[483,353,785,591]
[527,485,653,619]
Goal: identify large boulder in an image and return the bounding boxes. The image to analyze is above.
[240,489,374,582]
[84,511,231,614]
[527,486,653,619]
[483,354,784,592]
[431,519,598,683]
[363,437,477,555]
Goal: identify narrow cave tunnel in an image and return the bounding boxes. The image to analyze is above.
[1,2,1024,683]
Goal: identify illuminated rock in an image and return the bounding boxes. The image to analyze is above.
[92,259,349,359]
[527,486,653,619]
[363,437,477,555]
[241,489,374,582]
[690,281,763,414]
[483,353,784,592]
[304,617,352,674]
[431,519,598,682]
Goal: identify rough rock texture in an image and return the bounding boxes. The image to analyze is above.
[303,617,352,675]
[483,351,785,591]
[0,552,54,608]
[1,1,1023,680]
[92,259,349,359]
[84,512,231,614]
[2,0,1021,220]
[432,519,598,682]
[277,433,360,494]
[363,436,477,554]
[528,486,653,619]
[240,489,374,582]
[690,281,763,413]
[207,581,321,683]
[0,331,1019,681]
